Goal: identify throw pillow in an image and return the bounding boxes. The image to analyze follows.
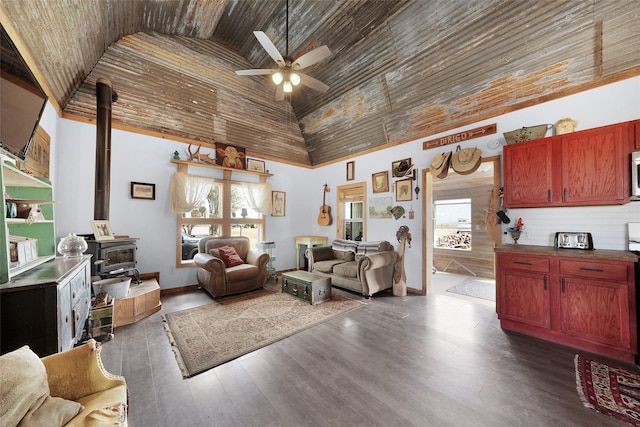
[0,346,83,427]
[333,249,355,261]
[217,246,244,267]
[311,246,335,262]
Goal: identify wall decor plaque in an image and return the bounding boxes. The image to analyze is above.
[422,123,496,150]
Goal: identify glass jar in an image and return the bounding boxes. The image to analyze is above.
[57,233,88,258]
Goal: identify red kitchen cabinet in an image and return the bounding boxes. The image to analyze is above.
[503,138,557,207]
[561,124,627,204]
[635,120,640,150]
[500,270,550,329]
[558,258,633,352]
[497,252,551,330]
[496,248,637,363]
[503,122,630,207]
[560,277,632,351]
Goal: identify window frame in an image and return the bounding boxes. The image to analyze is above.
[176,177,266,267]
[336,181,367,241]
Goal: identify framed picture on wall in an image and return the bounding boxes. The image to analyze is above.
[395,178,413,202]
[246,158,266,173]
[346,161,355,181]
[131,182,156,200]
[215,142,246,169]
[372,171,389,193]
[392,158,412,177]
[272,191,286,216]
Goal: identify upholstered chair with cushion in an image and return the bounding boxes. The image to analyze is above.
[0,339,127,426]
[193,236,269,298]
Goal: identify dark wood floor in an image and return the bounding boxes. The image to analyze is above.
[100,279,630,427]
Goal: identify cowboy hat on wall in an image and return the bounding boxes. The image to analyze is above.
[451,146,482,175]
[429,151,452,179]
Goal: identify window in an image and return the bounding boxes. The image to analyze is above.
[177,180,265,265]
[434,198,472,250]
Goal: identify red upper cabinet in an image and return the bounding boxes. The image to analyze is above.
[635,120,640,150]
[503,122,630,207]
[561,124,628,205]
[503,138,558,207]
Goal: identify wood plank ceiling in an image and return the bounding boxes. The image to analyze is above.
[1,0,639,167]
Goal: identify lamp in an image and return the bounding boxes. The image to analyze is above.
[241,208,248,218]
[289,72,300,86]
[283,80,293,93]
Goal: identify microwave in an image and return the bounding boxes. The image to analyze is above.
[633,151,640,201]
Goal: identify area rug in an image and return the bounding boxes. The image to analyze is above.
[446,277,495,301]
[163,290,363,378]
[575,354,640,426]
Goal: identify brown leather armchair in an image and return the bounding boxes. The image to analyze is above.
[193,236,269,298]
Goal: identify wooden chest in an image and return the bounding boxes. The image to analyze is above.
[281,271,331,305]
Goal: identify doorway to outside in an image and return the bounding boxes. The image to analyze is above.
[423,156,502,306]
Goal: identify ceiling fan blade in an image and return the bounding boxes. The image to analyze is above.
[292,45,331,70]
[253,31,285,66]
[275,85,285,101]
[235,69,274,76]
[298,73,329,93]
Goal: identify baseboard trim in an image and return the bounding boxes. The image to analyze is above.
[160,284,200,296]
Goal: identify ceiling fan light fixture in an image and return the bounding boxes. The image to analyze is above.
[283,81,293,93]
[272,71,284,85]
[289,72,300,86]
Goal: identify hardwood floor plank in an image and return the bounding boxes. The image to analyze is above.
[98,284,630,426]
[211,356,284,427]
[187,369,244,427]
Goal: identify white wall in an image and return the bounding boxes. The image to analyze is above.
[309,76,640,292]
[42,76,640,291]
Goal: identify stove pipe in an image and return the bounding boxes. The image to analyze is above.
[94,78,117,220]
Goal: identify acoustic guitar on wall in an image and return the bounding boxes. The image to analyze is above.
[317,183,332,226]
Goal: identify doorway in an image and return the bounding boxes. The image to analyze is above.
[422,156,502,304]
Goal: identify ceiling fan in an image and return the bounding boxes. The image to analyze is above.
[235,0,331,101]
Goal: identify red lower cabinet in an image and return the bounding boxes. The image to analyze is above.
[496,248,637,363]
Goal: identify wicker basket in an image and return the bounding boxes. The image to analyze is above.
[503,124,552,144]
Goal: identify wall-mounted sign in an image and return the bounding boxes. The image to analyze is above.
[422,123,497,150]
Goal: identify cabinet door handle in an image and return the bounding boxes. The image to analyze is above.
[547,189,551,202]
[579,267,604,272]
[513,261,532,265]
[563,188,567,202]
[561,278,566,293]
[544,276,547,291]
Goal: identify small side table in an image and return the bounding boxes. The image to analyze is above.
[294,236,328,270]
[256,241,276,280]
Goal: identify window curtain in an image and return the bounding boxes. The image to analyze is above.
[168,172,214,214]
[241,182,272,215]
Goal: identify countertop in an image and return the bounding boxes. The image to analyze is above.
[0,255,91,291]
[495,244,639,262]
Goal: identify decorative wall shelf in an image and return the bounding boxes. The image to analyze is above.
[1,156,56,284]
[171,159,273,182]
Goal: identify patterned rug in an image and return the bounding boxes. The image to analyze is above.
[575,354,640,426]
[163,289,363,378]
[446,277,496,301]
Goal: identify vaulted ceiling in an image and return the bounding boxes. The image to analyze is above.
[1,1,639,167]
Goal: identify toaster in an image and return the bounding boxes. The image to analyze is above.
[554,232,594,250]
